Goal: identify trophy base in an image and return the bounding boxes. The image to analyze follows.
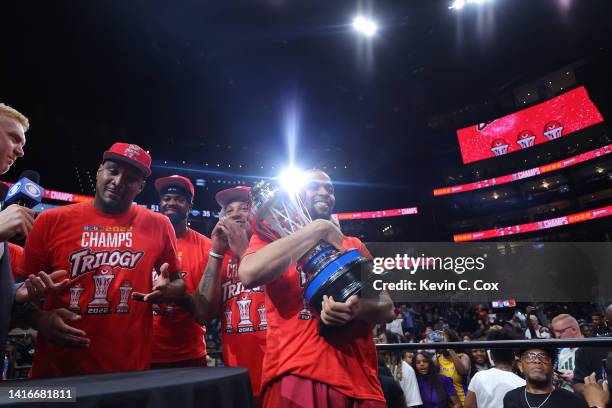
[304,248,371,313]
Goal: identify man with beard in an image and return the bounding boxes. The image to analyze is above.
[503,348,588,407]
[193,186,267,403]
[21,143,185,377]
[239,169,394,407]
[150,175,211,367]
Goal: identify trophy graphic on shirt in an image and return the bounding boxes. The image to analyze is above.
[68,282,85,313]
[249,181,373,313]
[224,308,233,334]
[87,265,115,314]
[299,298,313,320]
[257,303,267,330]
[236,295,254,333]
[115,281,133,314]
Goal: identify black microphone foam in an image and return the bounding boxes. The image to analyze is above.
[19,170,40,185]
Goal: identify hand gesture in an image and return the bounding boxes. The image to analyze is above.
[132,263,185,304]
[210,221,229,254]
[15,270,70,304]
[34,308,90,348]
[223,218,249,259]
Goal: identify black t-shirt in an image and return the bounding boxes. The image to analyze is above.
[378,374,406,408]
[503,386,588,408]
[573,345,611,384]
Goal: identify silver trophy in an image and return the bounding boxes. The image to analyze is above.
[249,181,372,313]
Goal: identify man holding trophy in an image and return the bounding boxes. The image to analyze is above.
[239,169,394,407]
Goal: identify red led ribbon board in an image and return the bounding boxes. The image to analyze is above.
[453,205,612,242]
[434,144,612,196]
[334,207,418,220]
[457,86,604,164]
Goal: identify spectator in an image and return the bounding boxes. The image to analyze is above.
[403,351,415,366]
[592,312,609,337]
[581,351,611,408]
[475,304,488,325]
[504,348,588,408]
[573,306,612,396]
[378,356,408,408]
[387,310,405,337]
[583,372,610,408]
[509,315,522,331]
[581,323,595,338]
[400,304,415,335]
[436,329,471,405]
[465,329,525,408]
[525,315,552,339]
[381,331,423,407]
[552,313,583,391]
[469,344,492,378]
[412,351,460,408]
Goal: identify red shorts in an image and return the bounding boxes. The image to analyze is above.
[150,356,207,369]
[263,375,386,408]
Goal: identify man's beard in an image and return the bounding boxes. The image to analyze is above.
[310,210,331,221]
[166,213,187,226]
[527,371,552,388]
[308,203,332,221]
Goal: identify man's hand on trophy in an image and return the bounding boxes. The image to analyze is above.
[223,218,249,259]
[132,263,186,304]
[320,295,360,326]
[308,219,344,251]
[210,221,229,254]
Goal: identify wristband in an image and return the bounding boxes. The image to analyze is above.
[209,251,224,260]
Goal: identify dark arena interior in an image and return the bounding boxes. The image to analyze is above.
[0,1,611,407]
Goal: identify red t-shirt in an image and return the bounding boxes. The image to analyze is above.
[220,249,267,397]
[244,234,384,402]
[151,228,211,363]
[8,242,23,280]
[21,202,180,378]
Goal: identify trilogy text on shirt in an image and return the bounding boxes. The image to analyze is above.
[70,228,143,278]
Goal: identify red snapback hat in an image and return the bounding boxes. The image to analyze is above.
[215,186,251,208]
[103,142,152,177]
[154,175,195,197]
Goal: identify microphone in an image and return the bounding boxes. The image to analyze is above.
[4,170,44,209]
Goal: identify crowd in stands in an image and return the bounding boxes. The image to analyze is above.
[375,302,612,407]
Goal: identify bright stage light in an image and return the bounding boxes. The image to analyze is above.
[278,167,306,194]
[450,0,491,10]
[449,0,466,9]
[352,16,378,37]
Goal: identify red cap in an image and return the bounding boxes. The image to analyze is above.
[103,143,152,177]
[154,175,195,197]
[215,186,251,208]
